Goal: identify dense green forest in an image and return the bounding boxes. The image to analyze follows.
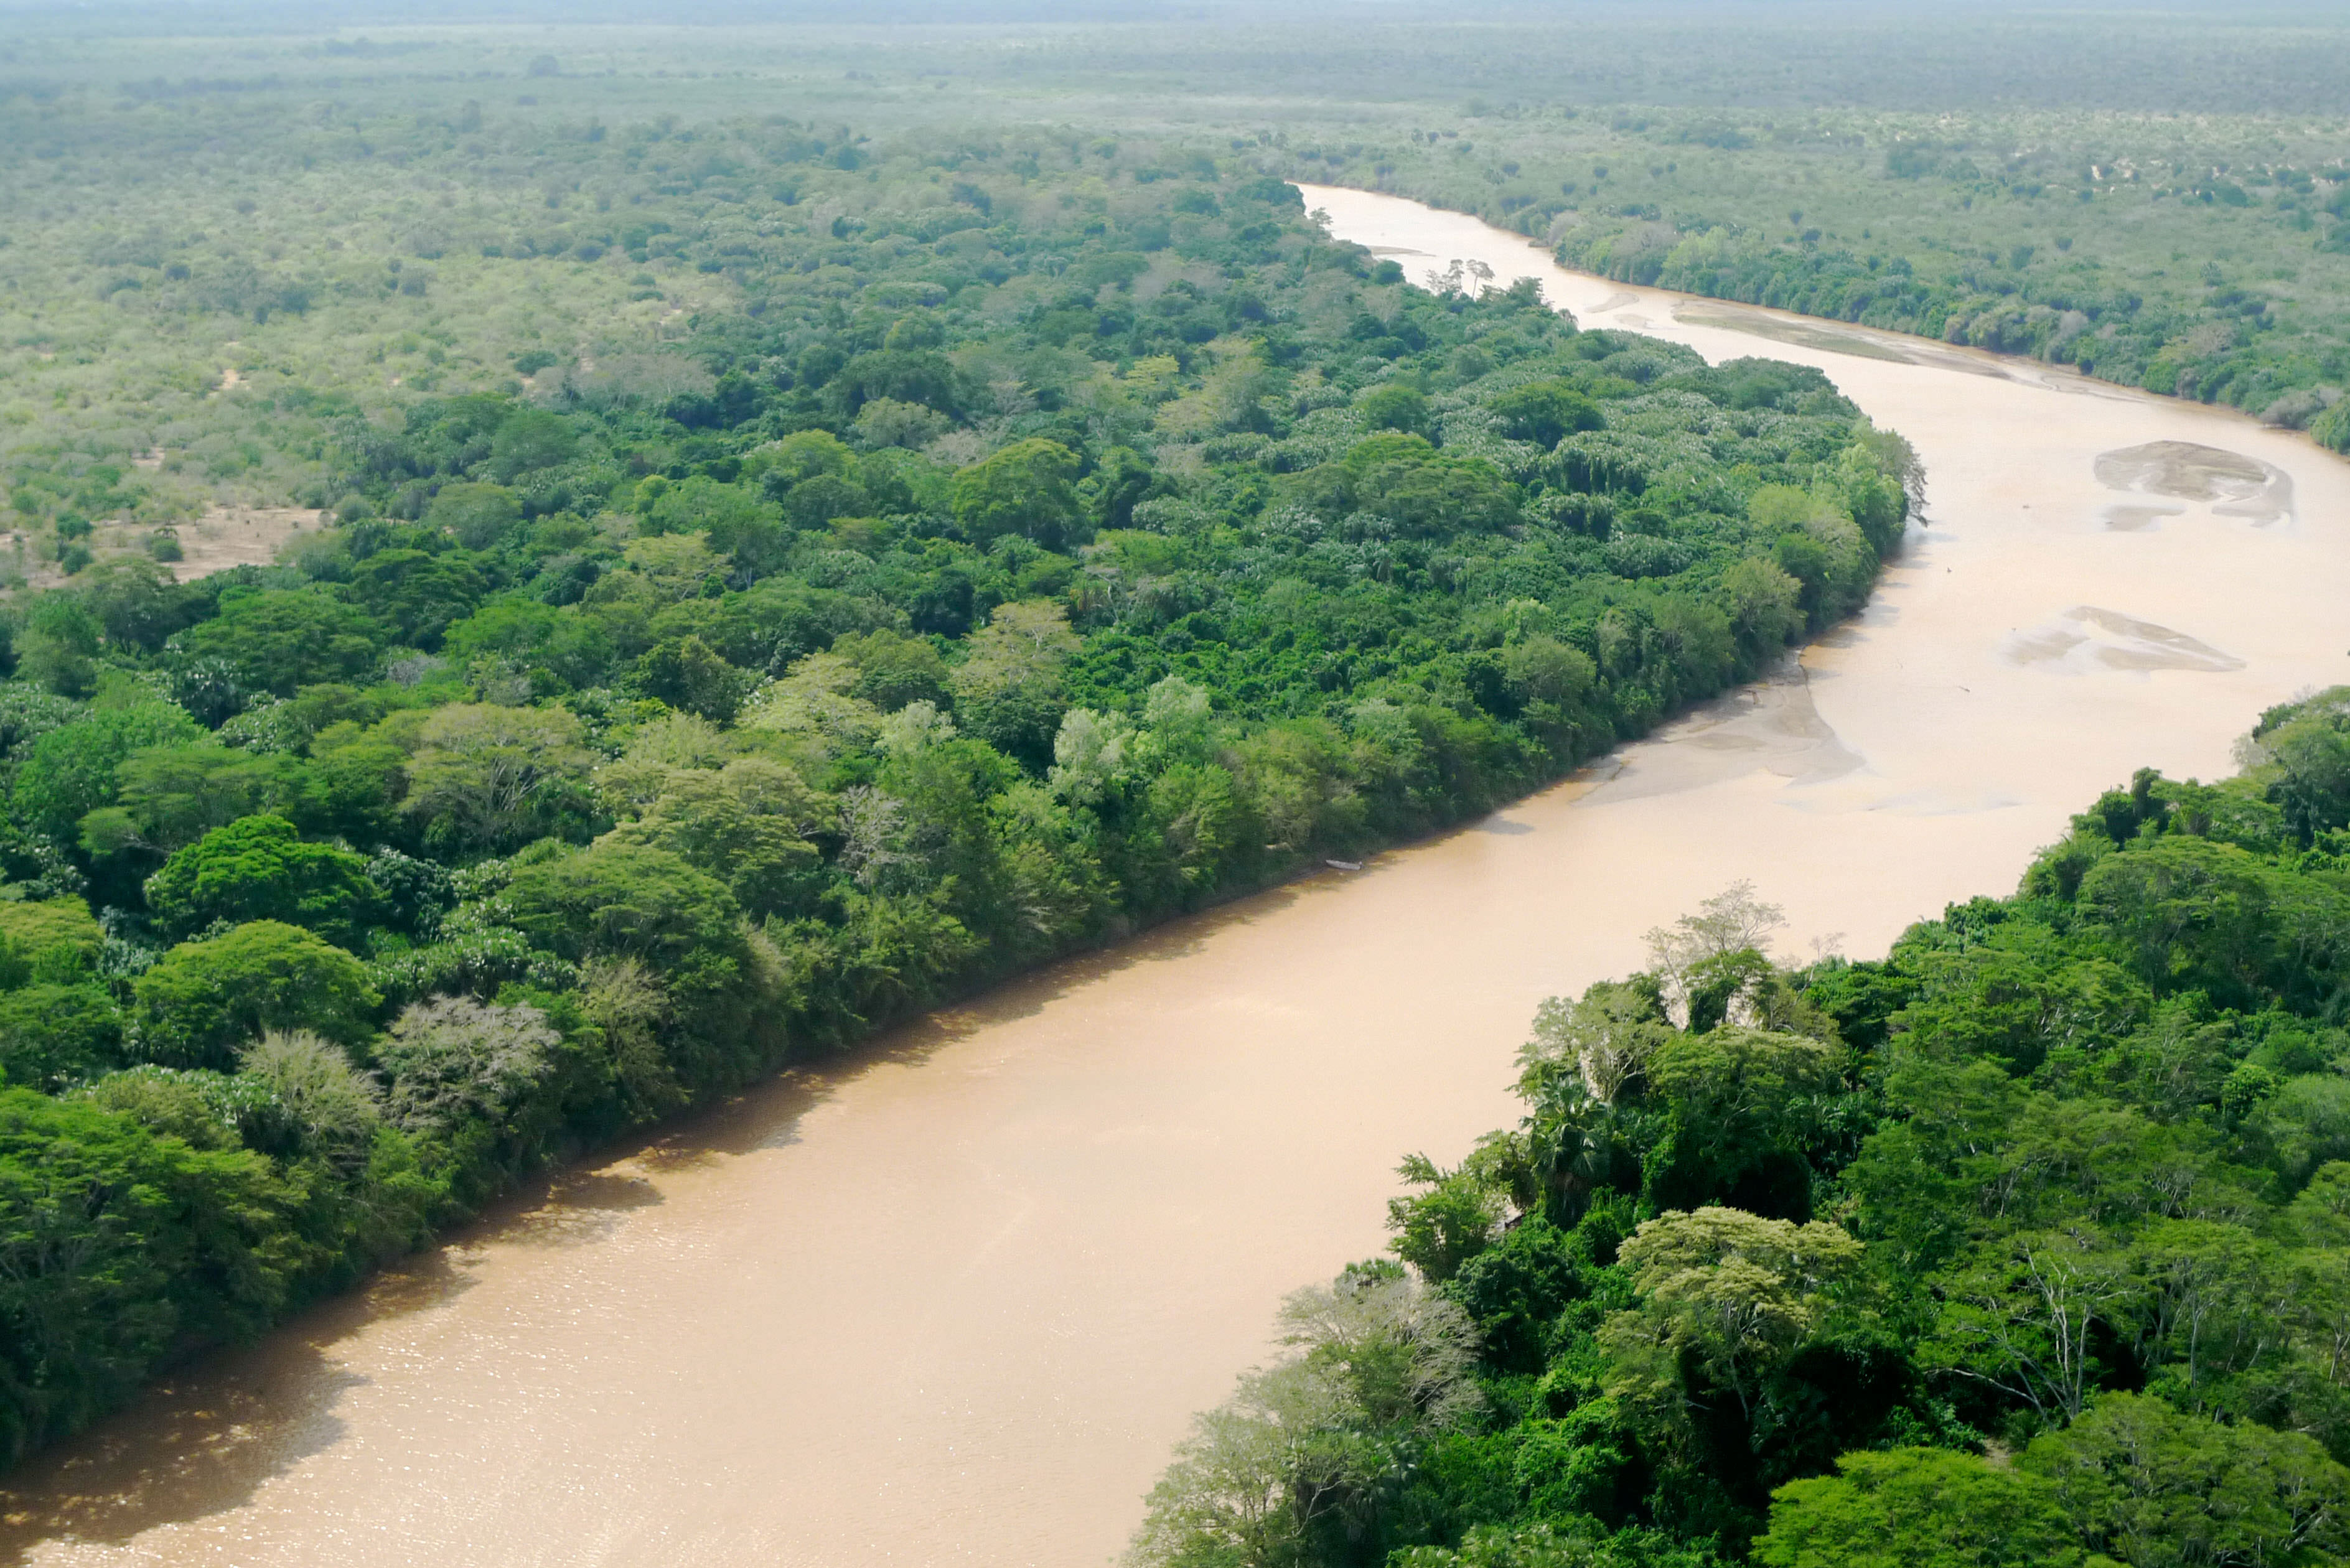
[7,2,2344,482]
[1273,112,2350,455]
[6,2,2350,561]
[0,117,1915,1467]
[1133,688,2350,1567]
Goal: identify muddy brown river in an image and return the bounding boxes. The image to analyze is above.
[5,187,2349,1567]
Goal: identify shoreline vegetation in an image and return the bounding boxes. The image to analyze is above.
[0,118,1916,1471]
[1278,149,2350,459]
[1133,688,2350,1568]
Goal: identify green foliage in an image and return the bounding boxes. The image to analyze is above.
[632,634,754,722]
[378,997,558,1137]
[6,6,2350,1511]
[2018,1393,2350,1568]
[1397,1523,1714,1568]
[2248,689,2350,846]
[1602,1207,1865,1442]
[1753,1449,2081,1568]
[1642,1029,1841,1218]
[424,483,523,549]
[1359,383,1433,434]
[504,841,743,969]
[0,898,105,990]
[0,1088,289,1466]
[130,920,379,1070]
[175,589,386,695]
[598,758,825,920]
[950,438,1084,549]
[11,701,204,844]
[401,703,595,852]
[1490,382,1607,449]
[71,1065,256,1151]
[83,740,324,856]
[951,600,1083,768]
[17,599,101,699]
[2312,399,2350,456]
[376,997,564,1198]
[0,984,123,1093]
[346,549,489,650]
[143,814,375,947]
[1130,1271,1483,1568]
[1390,1145,1514,1285]
[234,1029,385,1175]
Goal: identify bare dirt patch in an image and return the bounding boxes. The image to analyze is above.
[2094,439,2295,524]
[2001,605,2247,675]
[1675,302,1918,364]
[167,506,322,581]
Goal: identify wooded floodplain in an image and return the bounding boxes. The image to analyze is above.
[0,103,1912,1468]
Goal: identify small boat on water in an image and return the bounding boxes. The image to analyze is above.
[1324,859,1364,872]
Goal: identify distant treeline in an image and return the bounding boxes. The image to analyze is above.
[1547,220,2350,454]
[1265,113,2350,455]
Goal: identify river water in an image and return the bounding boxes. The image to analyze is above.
[4,188,2348,1567]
